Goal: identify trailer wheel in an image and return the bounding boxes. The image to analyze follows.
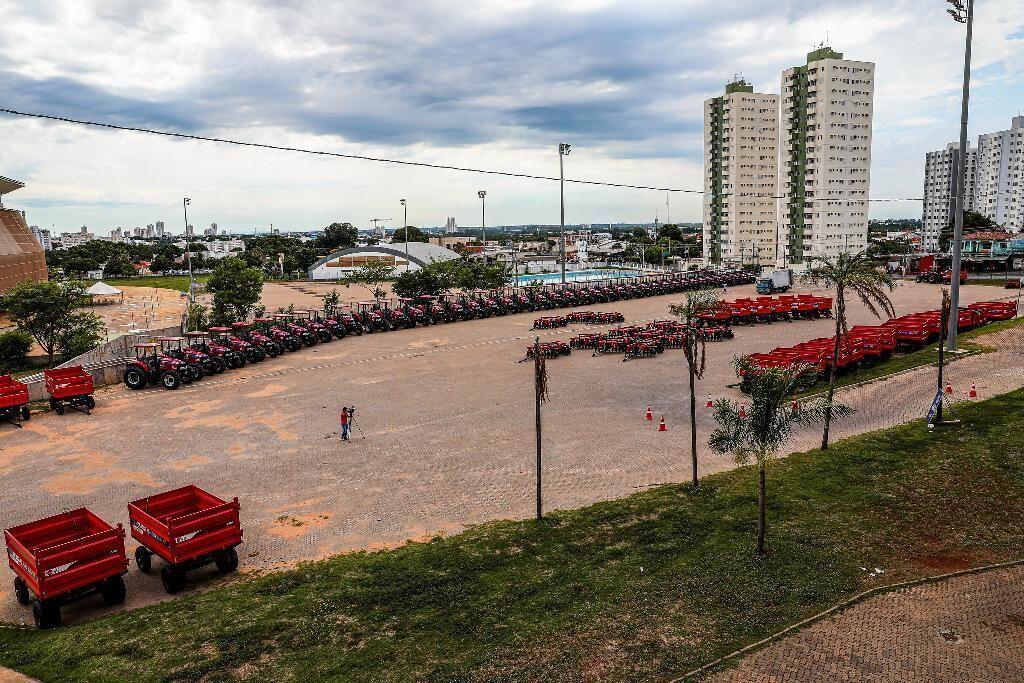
[31,599,60,629]
[161,566,187,594]
[54,403,65,416]
[135,546,152,574]
[100,576,126,606]
[84,395,96,410]
[215,548,239,573]
[20,405,31,421]
[13,577,30,605]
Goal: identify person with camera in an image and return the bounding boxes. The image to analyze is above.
[340,406,354,441]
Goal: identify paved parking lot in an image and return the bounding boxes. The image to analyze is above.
[0,281,1018,626]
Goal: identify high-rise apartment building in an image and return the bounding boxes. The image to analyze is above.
[702,79,780,267]
[973,115,1024,232]
[779,47,874,265]
[154,221,165,237]
[922,143,976,250]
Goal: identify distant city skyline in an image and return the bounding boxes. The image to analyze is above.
[2,0,1022,234]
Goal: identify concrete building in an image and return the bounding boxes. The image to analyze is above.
[30,225,52,251]
[703,79,780,267]
[444,217,458,233]
[155,221,165,238]
[59,226,96,248]
[204,223,219,237]
[973,115,1024,232]
[0,176,48,293]
[779,47,874,266]
[922,143,977,251]
[307,242,461,280]
[204,238,245,259]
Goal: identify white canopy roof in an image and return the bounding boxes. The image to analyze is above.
[86,281,122,296]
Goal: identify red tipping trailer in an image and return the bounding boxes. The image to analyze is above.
[129,485,243,594]
[0,375,30,427]
[44,366,96,415]
[5,508,128,628]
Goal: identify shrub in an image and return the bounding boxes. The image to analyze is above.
[0,330,33,373]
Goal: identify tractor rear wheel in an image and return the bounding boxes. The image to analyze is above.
[100,576,126,606]
[161,565,187,594]
[124,367,148,390]
[214,548,239,573]
[317,330,332,343]
[13,577,29,605]
[135,546,153,573]
[32,599,60,629]
[179,370,193,385]
[161,372,181,390]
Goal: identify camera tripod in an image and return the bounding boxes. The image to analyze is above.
[346,412,365,440]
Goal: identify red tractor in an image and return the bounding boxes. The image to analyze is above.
[293,311,334,343]
[210,326,267,361]
[396,298,431,326]
[157,337,207,382]
[253,318,303,352]
[440,294,472,321]
[311,309,348,339]
[185,331,238,370]
[330,307,365,336]
[233,321,283,357]
[355,302,391,332]
[271,315,317,347]
[123,343,187,390]
[417,295,451,323]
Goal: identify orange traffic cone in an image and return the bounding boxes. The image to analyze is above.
[944,381,954,395]
[645,405,653,421]
[969,383,978,399]
[658,415,667,431]
[706,394,713,409]
[739,405,747,419]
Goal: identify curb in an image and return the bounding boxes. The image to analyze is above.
[672,557,1024,682]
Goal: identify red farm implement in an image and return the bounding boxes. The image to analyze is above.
[523,341,571,360]
[968,300,1017,322]
[129,485,243,594]
[5,508,128,628]
[533,316,568,330]
[44,366,95,415]
[570,333,603,349]
[0,375,30,427]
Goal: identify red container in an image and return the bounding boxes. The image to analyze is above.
[0,375,30,427]
[128,485,242,594]
[968,301,1017,321]
[5,508,128,628]
[44,366,95,415]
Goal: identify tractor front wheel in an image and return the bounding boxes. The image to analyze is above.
[13,577,29,605]
[124,367,148,390]
[161,372,181,390]
[317,330,332,343]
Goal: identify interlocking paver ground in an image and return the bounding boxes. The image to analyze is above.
[707,565,1024,682]
[0,282,1019,627]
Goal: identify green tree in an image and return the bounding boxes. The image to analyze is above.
[206,257,265,324]
[803,250,895,450]
[657,224,684,242]
[392,225,430,243]
[709,359,846,555]
[631,227,649,241]
[0,280,104,366]
[669,288,720,486]
[184,303,210,332]
[0,330,33,373]
[322,289,341,318]
[103,254,137,278]
[316,222,359,252]
[940,210,998,252]
[342,261,395,301]
[392,264,452,299]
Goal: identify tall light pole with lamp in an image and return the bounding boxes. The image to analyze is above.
[478,190,486,261]
[946,0,974,351]
[399,198,408,267]
[182,197,194,302]
[559,143,571,284]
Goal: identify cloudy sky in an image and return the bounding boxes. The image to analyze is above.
[1,0,1022,235]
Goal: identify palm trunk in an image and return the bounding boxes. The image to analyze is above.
[757,461,767,556]
[821,296,844,450]
[689,362,698,486]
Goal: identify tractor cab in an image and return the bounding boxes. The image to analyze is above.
[440,293,471,321]
[417,295,449,323]
[356,302,391,332]
[158,337,205,382]
[123,343,186,390]
[396,297,428,326]
[296,310,334,342]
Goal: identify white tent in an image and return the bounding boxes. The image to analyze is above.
[86,281,123,303]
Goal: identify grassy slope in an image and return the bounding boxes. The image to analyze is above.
[796,315,1023,397]
[96,275,208,292]
[2,392,1024,682]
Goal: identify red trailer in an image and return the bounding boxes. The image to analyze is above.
[5,509,128,628]
[129,485,242,594]
[44,366,96,415]
[0,375,30,428]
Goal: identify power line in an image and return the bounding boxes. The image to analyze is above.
[0,107,924,202]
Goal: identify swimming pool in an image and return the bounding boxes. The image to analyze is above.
[514,269,643,285]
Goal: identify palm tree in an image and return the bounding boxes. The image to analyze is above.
[669,288,720,486]
[803,250,895,450]
[709,359,848,555]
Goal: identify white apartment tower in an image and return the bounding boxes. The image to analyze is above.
[922,143,976,250]
[779,47,874,266]
[703,79,780,267]
[973,115,1024,232]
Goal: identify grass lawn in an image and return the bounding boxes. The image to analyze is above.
[967,277,1020,288]
[95,275,208,292]
[795,315,1023,397]
[2,391,1024,681]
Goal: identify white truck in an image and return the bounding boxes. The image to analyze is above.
[756,269,793,295]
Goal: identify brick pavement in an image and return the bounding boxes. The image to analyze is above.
[707,565,1024,682]
[0,281,1018,627]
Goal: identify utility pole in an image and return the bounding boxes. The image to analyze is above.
[946,0,974,351]
[183,198,194,304]
[534,336,543,520]
[559,143,571,284]
[478,191,487,261]
[400,199,408,265]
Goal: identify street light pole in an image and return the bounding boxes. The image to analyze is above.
[183,198,194,304]
[946,0,974,351]
[478,190,487,261]
[400,198,408,266]
[559,143,571,284]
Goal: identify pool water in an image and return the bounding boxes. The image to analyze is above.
[514,269,642,285]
